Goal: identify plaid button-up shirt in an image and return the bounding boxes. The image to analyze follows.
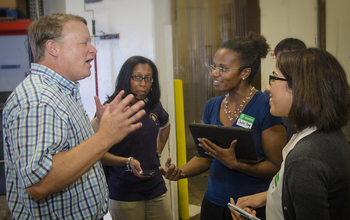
[2,63,108,219]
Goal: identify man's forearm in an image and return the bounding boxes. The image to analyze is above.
[25,132,111,200]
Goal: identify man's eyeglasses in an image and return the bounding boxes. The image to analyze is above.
[269,75,289,85]
[209,65,240,74]
[131,75,154,83]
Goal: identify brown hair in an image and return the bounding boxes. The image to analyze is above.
[277,48,350,132]
[28,13,87,63]
[274,38,306,58]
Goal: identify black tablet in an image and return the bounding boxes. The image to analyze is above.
[188,123,263,163]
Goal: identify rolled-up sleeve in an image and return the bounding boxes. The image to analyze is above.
[8,103,68,188]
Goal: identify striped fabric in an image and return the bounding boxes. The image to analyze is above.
[2,63,108,219]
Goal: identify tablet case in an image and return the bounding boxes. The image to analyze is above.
[188,123,264,163]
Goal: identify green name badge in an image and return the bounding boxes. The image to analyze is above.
[236,113,255,129]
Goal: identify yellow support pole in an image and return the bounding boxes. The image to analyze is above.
[174,79,190,220]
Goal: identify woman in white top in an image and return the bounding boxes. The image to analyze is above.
[230,48,350,220]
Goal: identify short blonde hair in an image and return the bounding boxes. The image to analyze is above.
[28,13,87,63]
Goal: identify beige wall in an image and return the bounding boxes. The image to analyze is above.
[260,0,350,87]
[326,0,350,84]
[327,0,350,140]
[260,0,318,90]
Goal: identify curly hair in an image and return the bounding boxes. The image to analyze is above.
[219,32,270,83]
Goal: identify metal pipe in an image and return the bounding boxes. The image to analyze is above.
[94,54,98,97]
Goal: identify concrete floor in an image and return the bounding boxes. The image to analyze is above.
[0,144,208,220]
[187,145,209,220]
[0,195,11,220]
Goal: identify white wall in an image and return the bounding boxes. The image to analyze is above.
[0,35,30,92]
[153,0,180,217]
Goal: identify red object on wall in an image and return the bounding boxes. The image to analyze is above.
[0,19,33,35]
[94,54,99,97]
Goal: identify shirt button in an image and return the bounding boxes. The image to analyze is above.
[284,206,288,210]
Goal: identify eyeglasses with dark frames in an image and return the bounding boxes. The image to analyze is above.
[131,75,154,83]
[269,75,289,85]
[209,65,240,74]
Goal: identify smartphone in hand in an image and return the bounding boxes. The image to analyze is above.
[141,170,155,176]
[227,203,260,220]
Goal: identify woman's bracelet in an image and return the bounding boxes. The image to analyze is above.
[126,157,133,172]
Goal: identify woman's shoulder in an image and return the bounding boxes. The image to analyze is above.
[287,130,349,164]
[203,94,226,114]
[150,101,169,117]
[205,94,226,106]
[284,130,350,192]
[297,130,347,148]
[154,100,166,111]
[245,91,271,115]
[251,90,270,105]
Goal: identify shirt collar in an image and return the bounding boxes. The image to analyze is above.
[30,63,80,94]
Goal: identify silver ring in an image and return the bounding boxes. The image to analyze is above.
[208,152,211,155]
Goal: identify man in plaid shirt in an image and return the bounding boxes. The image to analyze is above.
[2,13,145,219]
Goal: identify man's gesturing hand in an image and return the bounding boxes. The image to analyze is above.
[95,91,146,147]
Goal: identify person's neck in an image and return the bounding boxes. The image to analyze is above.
[39,59,57,73]
[226,85,255,105]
